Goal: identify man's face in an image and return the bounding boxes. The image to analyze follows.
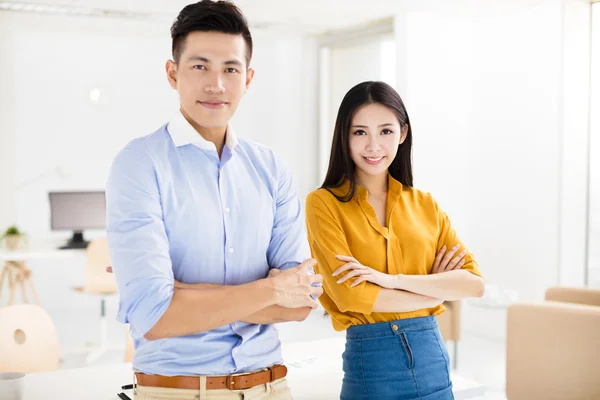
[166,31,254,130]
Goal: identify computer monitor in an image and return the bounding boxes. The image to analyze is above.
[49,191,106,249]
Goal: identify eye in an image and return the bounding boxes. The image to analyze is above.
[381,129,394,135]
[353,130,367,136]
[193,65,206,70]
[225,68,239,73]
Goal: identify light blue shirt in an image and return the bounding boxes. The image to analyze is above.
[105,111,310,376]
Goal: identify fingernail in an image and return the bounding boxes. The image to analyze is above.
[337,279,342,284]
[454,244,460,249]
[461,250,467,255]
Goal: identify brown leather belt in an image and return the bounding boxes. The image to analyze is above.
[135,364,287,391]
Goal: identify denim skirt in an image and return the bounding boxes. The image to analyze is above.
[340,316,454,400]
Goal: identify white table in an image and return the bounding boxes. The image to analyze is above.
[23,338,485,399]
[0,241,82,262]
[0,241,83,305]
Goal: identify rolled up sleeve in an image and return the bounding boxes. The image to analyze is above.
[433,198,483,279]
[266,157,311,272]
[305,193,381,314]
[105,144,174,338]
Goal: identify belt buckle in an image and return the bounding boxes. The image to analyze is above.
[225,367,275,390]
[266,366,275,382]
[225,375,237,390]
[225,369,253,390]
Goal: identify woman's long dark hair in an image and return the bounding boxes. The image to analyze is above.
[321,81,413,202]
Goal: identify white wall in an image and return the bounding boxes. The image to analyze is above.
[558,0,592,287]
[0,33,17,231]
[402,12,475,230]
[589,2,600,288]
[0,12,319,324]
[466,3,563,301]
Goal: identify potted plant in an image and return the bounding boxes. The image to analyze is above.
[2,225,25,250]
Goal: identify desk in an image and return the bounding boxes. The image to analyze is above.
[0,242,82,262]
[23,338,486,400]
[0,241,83,305]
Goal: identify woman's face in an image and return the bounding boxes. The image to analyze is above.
[349,103,407,181]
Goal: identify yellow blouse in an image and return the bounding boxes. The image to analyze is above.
[305,175,483,331]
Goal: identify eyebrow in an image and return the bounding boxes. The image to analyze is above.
[186,56,243,66]
[351,123,396,128]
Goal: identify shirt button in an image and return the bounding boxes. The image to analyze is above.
[228,247,234,254]
[224,207,230,213]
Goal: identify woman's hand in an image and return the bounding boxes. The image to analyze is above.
[333,244,468,289]
[333,255,398,289]
[431,244,467,274]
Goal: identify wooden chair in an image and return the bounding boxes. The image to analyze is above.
[72,237,118,364]
[0,304,60,373]
[0,261,40,306]
[436,300,461,370]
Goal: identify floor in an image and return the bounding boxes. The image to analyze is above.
[51,305,508,399]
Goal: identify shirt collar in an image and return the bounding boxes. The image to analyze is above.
[355,174,403,199]
[331,174,403,201]
[167,110,239,152]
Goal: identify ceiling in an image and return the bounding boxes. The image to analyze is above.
[0,0,557,34]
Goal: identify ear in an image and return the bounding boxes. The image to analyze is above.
[399,124,409,145]
[245,67,255,91]
[166,60,178,90]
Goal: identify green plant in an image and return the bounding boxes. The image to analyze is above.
[3,225,22,237]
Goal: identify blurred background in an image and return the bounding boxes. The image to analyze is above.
[1,0,599,398]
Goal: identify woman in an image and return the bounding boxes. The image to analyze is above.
[305,81,485,400]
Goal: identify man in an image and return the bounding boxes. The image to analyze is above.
[105,1,323,399]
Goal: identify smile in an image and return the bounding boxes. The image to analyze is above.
[198,101,228,109]
[363,156,385,165]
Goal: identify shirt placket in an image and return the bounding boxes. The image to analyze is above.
[206,145,241,373]
[387,194,404,275]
